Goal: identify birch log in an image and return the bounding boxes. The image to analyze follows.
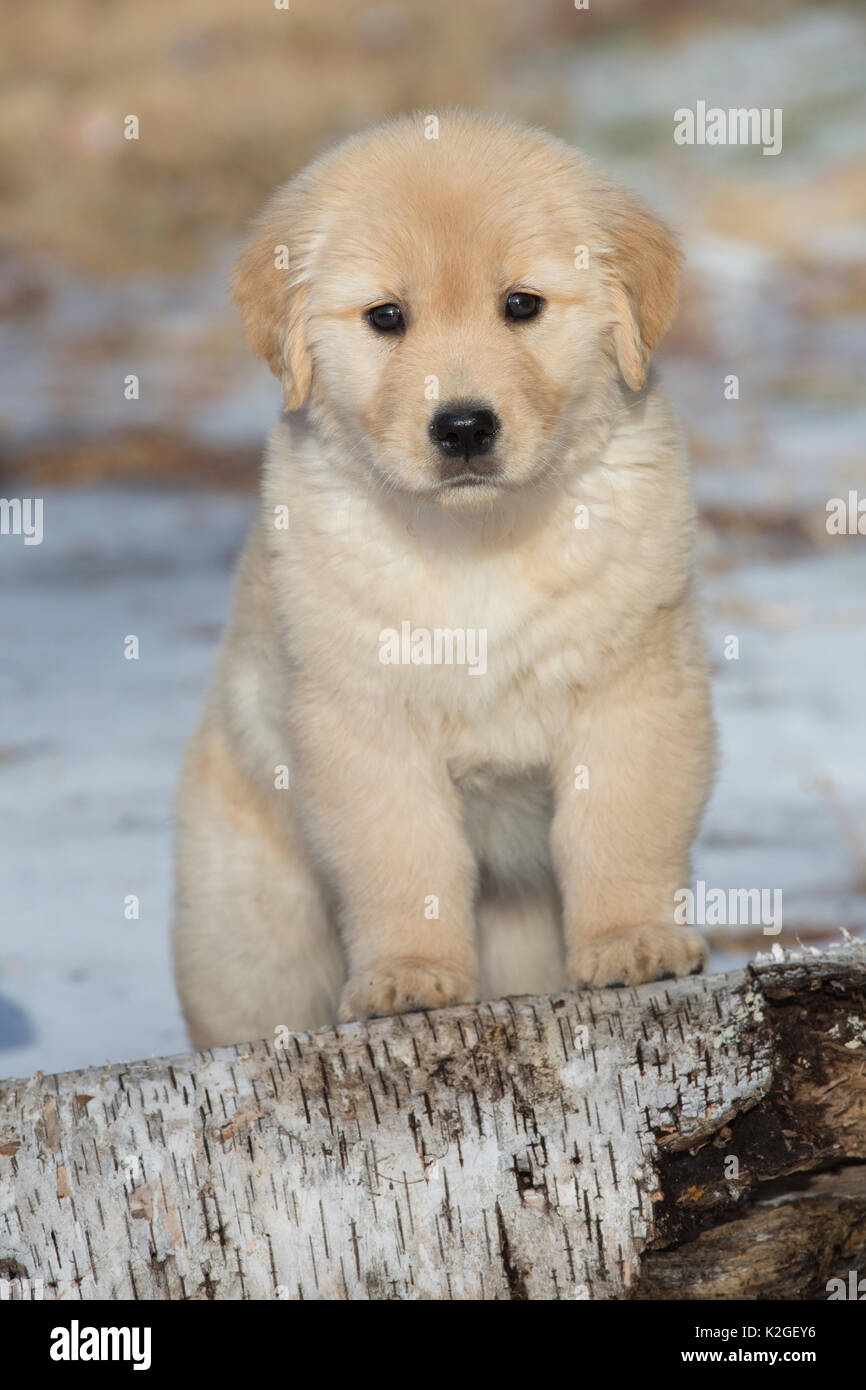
[1,943,865,1300]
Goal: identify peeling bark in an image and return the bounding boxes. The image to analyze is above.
[1,945,864,1300]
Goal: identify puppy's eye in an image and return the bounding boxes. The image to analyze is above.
[367,303,404,333]
[505,291,543,321]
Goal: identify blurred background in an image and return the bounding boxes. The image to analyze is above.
[1,0,865,1078]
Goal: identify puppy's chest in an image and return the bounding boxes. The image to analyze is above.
[372,543,584,683]
[289,504,635,739]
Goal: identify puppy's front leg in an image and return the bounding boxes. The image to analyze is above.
[294,696,478,1021]
[551,630,715,990]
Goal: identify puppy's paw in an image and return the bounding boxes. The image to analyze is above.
[567,923,707,990]
[338,959,477,1022]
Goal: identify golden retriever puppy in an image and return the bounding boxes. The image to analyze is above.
[173,109,716,1048]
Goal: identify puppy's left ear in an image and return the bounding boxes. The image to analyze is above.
[599,192,682,392]
[232,187,313,410]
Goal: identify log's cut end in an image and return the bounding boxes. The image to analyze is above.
[1,942,865,1300]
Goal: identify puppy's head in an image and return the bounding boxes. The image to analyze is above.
[234,111,681,507]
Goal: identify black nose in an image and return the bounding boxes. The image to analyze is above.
[430,405,500,471]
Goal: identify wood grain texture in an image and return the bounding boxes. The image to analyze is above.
[1,944,864,1300]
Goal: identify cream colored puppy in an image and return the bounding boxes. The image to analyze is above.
[173,110,716,1048]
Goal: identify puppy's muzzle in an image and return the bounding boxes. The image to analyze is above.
[430,404,500,481]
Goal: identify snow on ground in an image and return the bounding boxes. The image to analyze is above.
[1,487,864,1079]
[0,491,254,1076]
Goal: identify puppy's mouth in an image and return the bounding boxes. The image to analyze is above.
[436,468,507,501]
[446,472,496,489]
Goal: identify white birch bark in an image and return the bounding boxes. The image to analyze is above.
[1,943,864,1300]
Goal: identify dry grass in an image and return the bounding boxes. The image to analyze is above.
[0,0,575,273]
[4,0,797,274]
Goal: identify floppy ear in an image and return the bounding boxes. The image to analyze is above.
[598,192,682,392]
[231,188,313,410]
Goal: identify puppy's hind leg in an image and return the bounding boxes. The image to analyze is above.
[173,723,346,1048]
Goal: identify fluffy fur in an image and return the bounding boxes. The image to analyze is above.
[173,110,716,1047]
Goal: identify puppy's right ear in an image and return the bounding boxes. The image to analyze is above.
[232,189,313,410]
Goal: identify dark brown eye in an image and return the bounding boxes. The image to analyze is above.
[505,291,543,321]
[367,303,404,333]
